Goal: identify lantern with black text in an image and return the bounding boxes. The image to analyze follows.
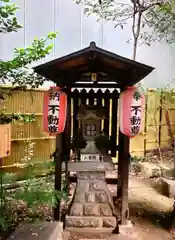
[119,86,145,137]
[43,87,67,135]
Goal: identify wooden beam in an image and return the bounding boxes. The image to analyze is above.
[111,90,119,157]
[63,88,71,193]
[104,89,110,135]
[72,83,119,89]
[72,89,79,136]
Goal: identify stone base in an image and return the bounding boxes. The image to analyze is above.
[119,221,133,235]
[7,221,63,240]
[139,162,161,178]
[153,178,175,198]
[65,216,116,229]
[159,164,173,179]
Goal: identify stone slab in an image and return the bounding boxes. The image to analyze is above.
[138,162,161,178]
[107,233,138,240]
[7,221,63,240]
[65,216,116,229]
[68,161,114,172]
[62,231,70,240]
[65,227,115,234]
[106,170,118,179]
[119,221,133,235]
[154,177,175,198]
[159,164,173,179]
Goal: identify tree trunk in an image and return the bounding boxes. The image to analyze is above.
[132,38,137,61]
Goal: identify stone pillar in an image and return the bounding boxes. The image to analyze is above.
[66,162,117,230]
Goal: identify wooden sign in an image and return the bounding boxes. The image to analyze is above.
[43,87,67,135]
[0,124,11,158]
[81,154,100,161]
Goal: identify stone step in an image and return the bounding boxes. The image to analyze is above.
[153,177,175,197]
[66,216,117,229]
[7,221,63,240]
[65,227,115,234]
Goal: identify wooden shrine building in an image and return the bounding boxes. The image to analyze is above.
[34,42,154,227]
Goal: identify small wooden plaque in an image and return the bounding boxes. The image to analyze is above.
[0,124,11,158]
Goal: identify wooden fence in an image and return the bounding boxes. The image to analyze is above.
[1,87,175,170]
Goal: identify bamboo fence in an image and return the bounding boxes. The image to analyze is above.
[1,87,175,171]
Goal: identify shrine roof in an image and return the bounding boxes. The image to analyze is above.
[33,42,154,88]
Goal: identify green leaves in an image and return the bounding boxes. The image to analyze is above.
[74,0,132,28]
[0,0,61,233]
[0,0,22,33]
[0,0,57,87]
[0,112,36,124]
[0,32,57,87]
[0,164,68,232]
[95,134,112,152]
[71,129,87,151]
[141,1,175,44]
[75,0,175,45]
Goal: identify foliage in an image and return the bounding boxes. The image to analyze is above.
[71,129,87,151]
[0,159,67,232]
[0,0,57,122]
[0,140,67,233]
[0,0,22,33]
[0,112,36,124]
[74,0,175,51]
[0,0,65,234]
[143,1,175,44]
[0,0,57,87]
[0,32,57,87]
[94,133,112,153]
[74,0,133,28]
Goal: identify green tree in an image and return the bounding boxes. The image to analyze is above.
[0,0,57,88]
[0,0,62,234]
[74,0,175,59]
[143,1,175,44]
[0,0,57,123]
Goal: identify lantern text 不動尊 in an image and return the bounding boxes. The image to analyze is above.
[48,91,60,134]
[130,105,141,136]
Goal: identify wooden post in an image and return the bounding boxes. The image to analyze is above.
[144,90,148,158]
[111,89,119,157]
[64,88,71,192]
[54,134,63,221]
[103,89,110,136]
[117,130,130,225]
[72,89,79,137]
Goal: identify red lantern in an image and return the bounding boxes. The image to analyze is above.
[43,86,67,135]
[119,86,145,137]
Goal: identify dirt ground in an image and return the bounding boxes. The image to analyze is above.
[126,176,174,240]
